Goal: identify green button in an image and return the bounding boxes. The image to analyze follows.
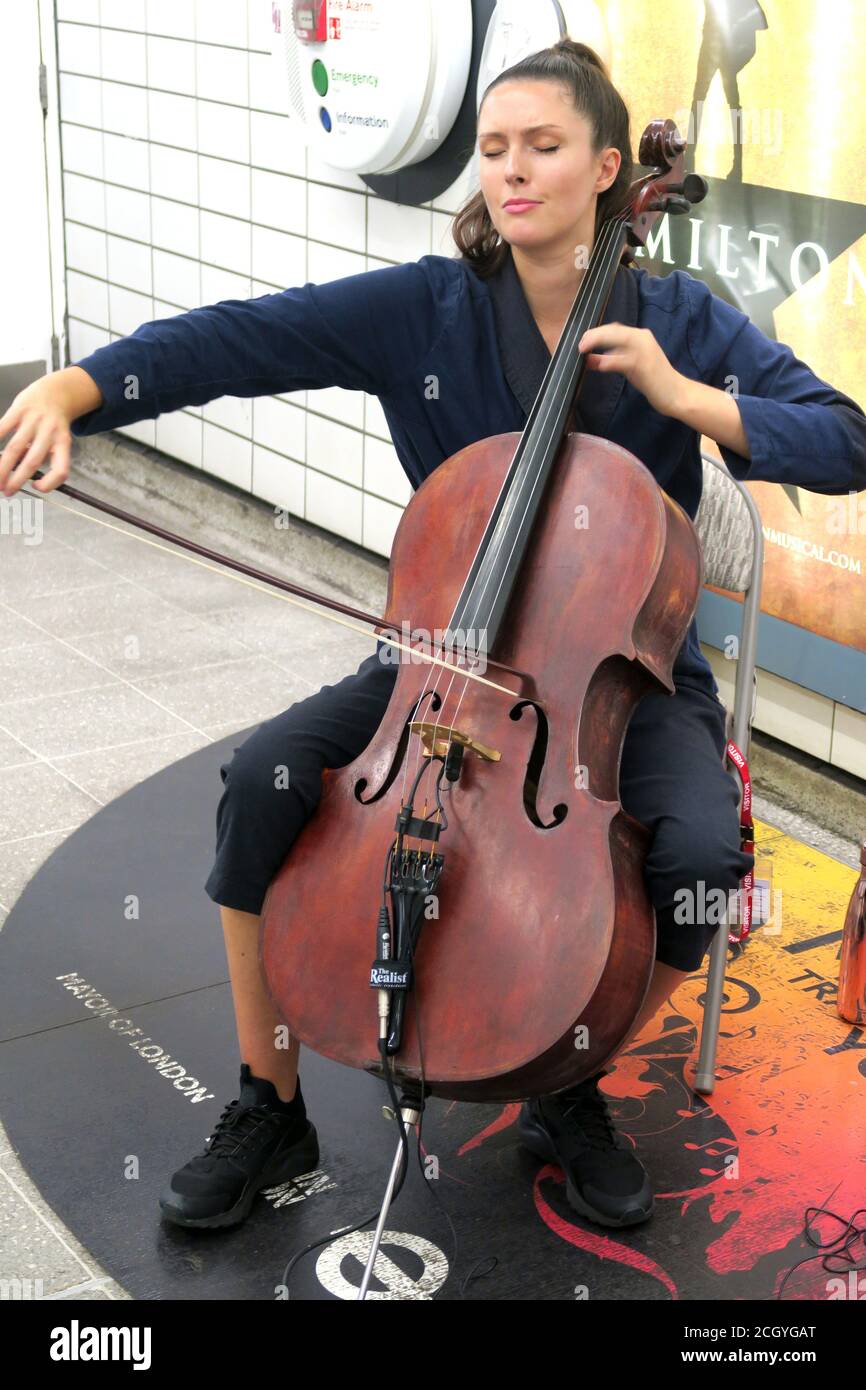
[312,60,328,97]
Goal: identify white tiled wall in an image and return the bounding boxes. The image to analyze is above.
[57,0,471,559]
[701,642,866,783]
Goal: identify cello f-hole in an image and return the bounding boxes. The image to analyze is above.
[511,699,568,830]
[353,689,443,804]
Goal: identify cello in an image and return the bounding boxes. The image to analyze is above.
[260,119,709,1107]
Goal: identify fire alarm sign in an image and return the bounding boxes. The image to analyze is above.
[293,0,328,43]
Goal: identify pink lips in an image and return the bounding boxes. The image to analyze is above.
[503,200,541,213]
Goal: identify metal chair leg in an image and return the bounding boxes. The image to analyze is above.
[694,904,730,1093]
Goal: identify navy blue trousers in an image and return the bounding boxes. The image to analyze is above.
[204,649,754,973]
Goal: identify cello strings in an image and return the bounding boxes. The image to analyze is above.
[443,216,624,700]
[397,215,623,821]
[398,213,627,820]
[449,219,625,685]
[460,214,626,638]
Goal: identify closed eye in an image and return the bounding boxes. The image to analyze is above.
[482,145,560,158]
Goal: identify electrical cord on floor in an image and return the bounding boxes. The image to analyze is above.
[390,909,499,1300]
[776,1198,866,1298]
[378,754,500,1300]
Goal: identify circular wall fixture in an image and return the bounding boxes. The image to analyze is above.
[271,0,474,174]
[270,0,611,208]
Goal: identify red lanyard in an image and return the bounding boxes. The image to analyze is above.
[724,740,755,947]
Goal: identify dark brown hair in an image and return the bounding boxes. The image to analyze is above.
[453,38,634,278]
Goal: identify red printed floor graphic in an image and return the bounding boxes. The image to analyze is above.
[443,815,865,1300]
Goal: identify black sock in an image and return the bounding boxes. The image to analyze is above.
[239,1062,306,1120]
[557,1068,606,1100]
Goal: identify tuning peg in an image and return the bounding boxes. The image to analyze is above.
[682,173,708,204]
[661,174,709,204]
[647,195,691,215]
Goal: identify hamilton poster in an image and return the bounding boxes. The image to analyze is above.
[599,0,865,655]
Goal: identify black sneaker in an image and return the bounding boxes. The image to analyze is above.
[159,1066,320,1230]
[517,1070,654,1228]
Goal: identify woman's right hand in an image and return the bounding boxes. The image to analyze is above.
[0,377,75,497]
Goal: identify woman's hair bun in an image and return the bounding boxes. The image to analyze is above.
[551,37,609,79]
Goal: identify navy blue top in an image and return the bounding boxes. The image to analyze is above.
[70,246,866,696]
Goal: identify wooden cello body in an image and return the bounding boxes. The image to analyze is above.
[260,121,708,1103]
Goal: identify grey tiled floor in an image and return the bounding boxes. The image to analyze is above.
[0,479,374,1299]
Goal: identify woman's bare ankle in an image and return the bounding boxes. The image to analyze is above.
[219,904,301,1103]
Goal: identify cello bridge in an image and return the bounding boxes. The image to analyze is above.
[408,721,500,762]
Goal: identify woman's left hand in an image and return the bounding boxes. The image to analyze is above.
[578,323,687,418]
